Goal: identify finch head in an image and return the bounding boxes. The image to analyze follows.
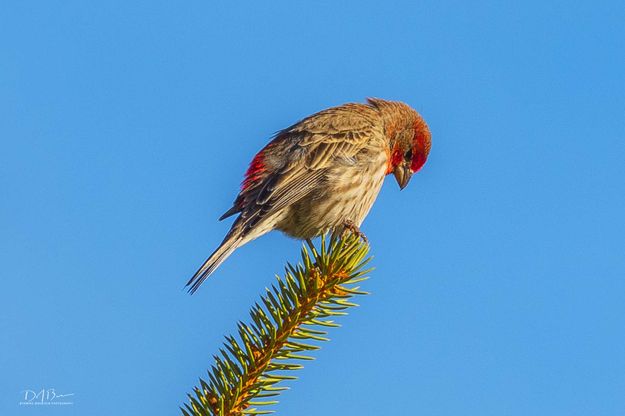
[369,98,431,189]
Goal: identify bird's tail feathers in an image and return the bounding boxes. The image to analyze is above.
[186,235,241,294]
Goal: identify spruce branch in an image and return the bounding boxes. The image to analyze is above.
[181,233,372,416]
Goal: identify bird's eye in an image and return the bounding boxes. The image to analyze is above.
[404,149,412,160]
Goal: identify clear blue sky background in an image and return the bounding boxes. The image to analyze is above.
[2,1,624,415]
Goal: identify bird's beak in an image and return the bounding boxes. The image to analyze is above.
[393,163,412,190]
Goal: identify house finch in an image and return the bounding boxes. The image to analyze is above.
[187,98,431,293]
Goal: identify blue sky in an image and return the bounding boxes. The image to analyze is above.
[2,1,624,415]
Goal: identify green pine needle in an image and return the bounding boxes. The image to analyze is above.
[181,233,372,416]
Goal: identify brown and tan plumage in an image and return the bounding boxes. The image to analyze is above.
[187,98,431,293]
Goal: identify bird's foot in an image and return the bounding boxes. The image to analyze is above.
[341,220,368,243]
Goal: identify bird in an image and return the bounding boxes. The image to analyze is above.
[186,98,431,293]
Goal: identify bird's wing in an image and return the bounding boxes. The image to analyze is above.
[220,103,380,233]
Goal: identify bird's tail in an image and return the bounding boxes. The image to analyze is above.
[186,235,241,294]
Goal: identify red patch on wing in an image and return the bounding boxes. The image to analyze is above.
[242,149,267,190]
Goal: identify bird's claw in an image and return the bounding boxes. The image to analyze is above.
[341,220,368,243]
